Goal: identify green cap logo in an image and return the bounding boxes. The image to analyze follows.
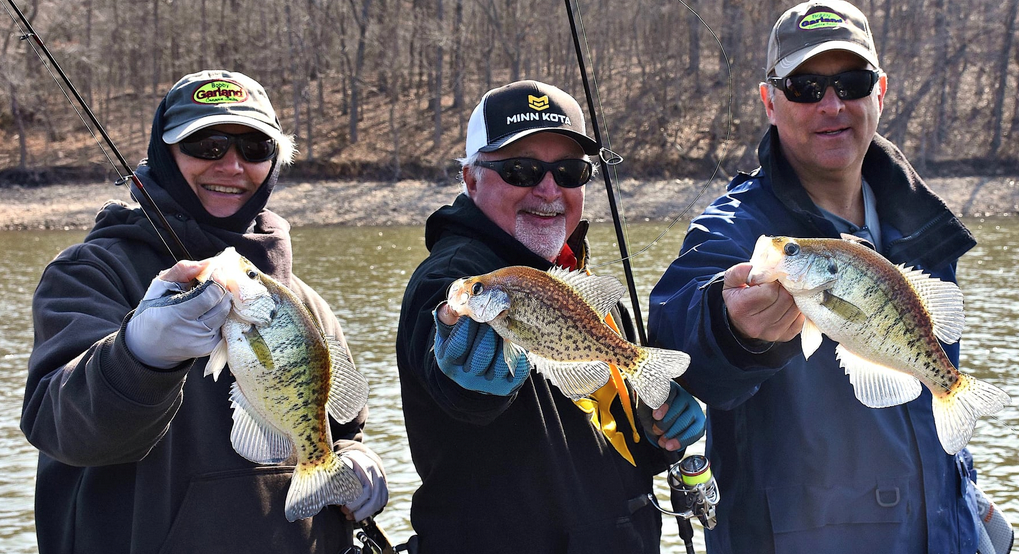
[799,11,845,30]
[192,80,248,104]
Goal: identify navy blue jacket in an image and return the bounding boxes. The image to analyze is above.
[648,129,981,554]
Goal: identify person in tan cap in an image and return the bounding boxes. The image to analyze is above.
[21,70,388,553]
[649,2,1011,553]
[396,80,706,553]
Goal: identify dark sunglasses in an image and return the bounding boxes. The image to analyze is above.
[177,130,277,163]
[768,69,879,104]
[474,157,593,188]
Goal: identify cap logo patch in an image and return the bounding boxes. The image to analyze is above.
[528,94,550,111]
[193,80,248,104]
[799,11,845,30]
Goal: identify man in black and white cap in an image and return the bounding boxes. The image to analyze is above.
[649,2,1013,553]
[396,80,705,553]
[22,69,388,554]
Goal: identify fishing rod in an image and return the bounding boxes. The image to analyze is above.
[3,0,192,261]
[564,2,729,553]
[564,0,647,346]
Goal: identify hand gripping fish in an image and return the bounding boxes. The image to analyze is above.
[198,247,370,521]
[446,265,690,409]
[747,235,1011,454]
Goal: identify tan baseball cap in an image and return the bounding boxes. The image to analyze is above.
[766,1,880,79]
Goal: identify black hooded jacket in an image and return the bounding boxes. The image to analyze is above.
[395,194,669,554]
[21,101,376,554]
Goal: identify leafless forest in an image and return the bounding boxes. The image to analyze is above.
[0,0,1017,184]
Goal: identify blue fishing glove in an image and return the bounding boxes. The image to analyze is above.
[644,380,706,450]
[126,276,232,369]
[432,306,530,396]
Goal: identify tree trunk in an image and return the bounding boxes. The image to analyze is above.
[686,0,701,93]
[990,0,1019,154]
[433,0,444,152]
[152,0,160,96]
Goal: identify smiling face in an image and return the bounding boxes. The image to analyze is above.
[760,50,887,184]
[170,124,274,218]
[464,132,586,261]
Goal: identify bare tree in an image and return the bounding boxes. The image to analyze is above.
[990,0,1019,155]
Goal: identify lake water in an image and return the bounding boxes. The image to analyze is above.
[1,219,1016,553]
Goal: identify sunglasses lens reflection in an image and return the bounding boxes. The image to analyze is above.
[179,132,277,163]
[777,70,877,104]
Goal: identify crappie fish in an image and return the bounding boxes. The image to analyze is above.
[747,235,1010,454]
[197,247,370,521]
[446,265,689,409]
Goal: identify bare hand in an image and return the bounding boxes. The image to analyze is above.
[158,259,213,284]
[722,263,803,343]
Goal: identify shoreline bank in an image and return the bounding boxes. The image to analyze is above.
[1,176,1016,231]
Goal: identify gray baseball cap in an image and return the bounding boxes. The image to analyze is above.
[161,70,285,147]
[766,0,880,79]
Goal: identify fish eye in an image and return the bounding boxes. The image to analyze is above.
[783,242,800,256]
[246,270,258,280]
[471,282,484,295]
[827,261,838,274]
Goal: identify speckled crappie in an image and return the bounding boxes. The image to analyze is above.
[747,235,1010,454]
[198,247,369,521]
[446,265,689,409]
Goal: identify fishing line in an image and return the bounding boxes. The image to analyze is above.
[3,0,191,261]
[574,0,734,269]
[2,2,122,180]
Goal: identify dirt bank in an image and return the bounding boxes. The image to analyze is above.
[0,176,1016,231]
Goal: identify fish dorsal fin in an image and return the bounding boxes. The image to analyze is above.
[547,267,626,319]
[529,353,612,401]
[800,318,824,360]
[326,336,370,424]
[836,344,922,408]
[896,265,965,344]
[228,382,293,464]
[205,338,229,381]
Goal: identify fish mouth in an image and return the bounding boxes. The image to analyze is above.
[746,236,786,285]
[446,278,469,314]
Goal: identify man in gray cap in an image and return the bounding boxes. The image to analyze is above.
[649,1,1007,553]
[396,80,705,553]
[22,70,388,553]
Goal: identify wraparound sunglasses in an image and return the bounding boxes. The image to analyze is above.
[474,157,593,188]
[768,69,879,104]
[177,130,277,163]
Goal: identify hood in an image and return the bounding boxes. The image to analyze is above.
[146,96,281,234]
[86,166,294,285]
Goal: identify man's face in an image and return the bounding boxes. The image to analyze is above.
[464,132,586,261]
[170,124,274,218]
[760,50,886,182]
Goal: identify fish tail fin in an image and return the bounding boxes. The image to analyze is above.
[932,374,1011,454]
[284,454,363,522]
[627,347,691,409]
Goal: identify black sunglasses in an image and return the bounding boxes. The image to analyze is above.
[768,69,879,104]
[474,157,593,189]
[177,130,277,163]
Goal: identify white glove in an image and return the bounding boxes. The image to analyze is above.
[125,277,232,369]
[341,450,389,522]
